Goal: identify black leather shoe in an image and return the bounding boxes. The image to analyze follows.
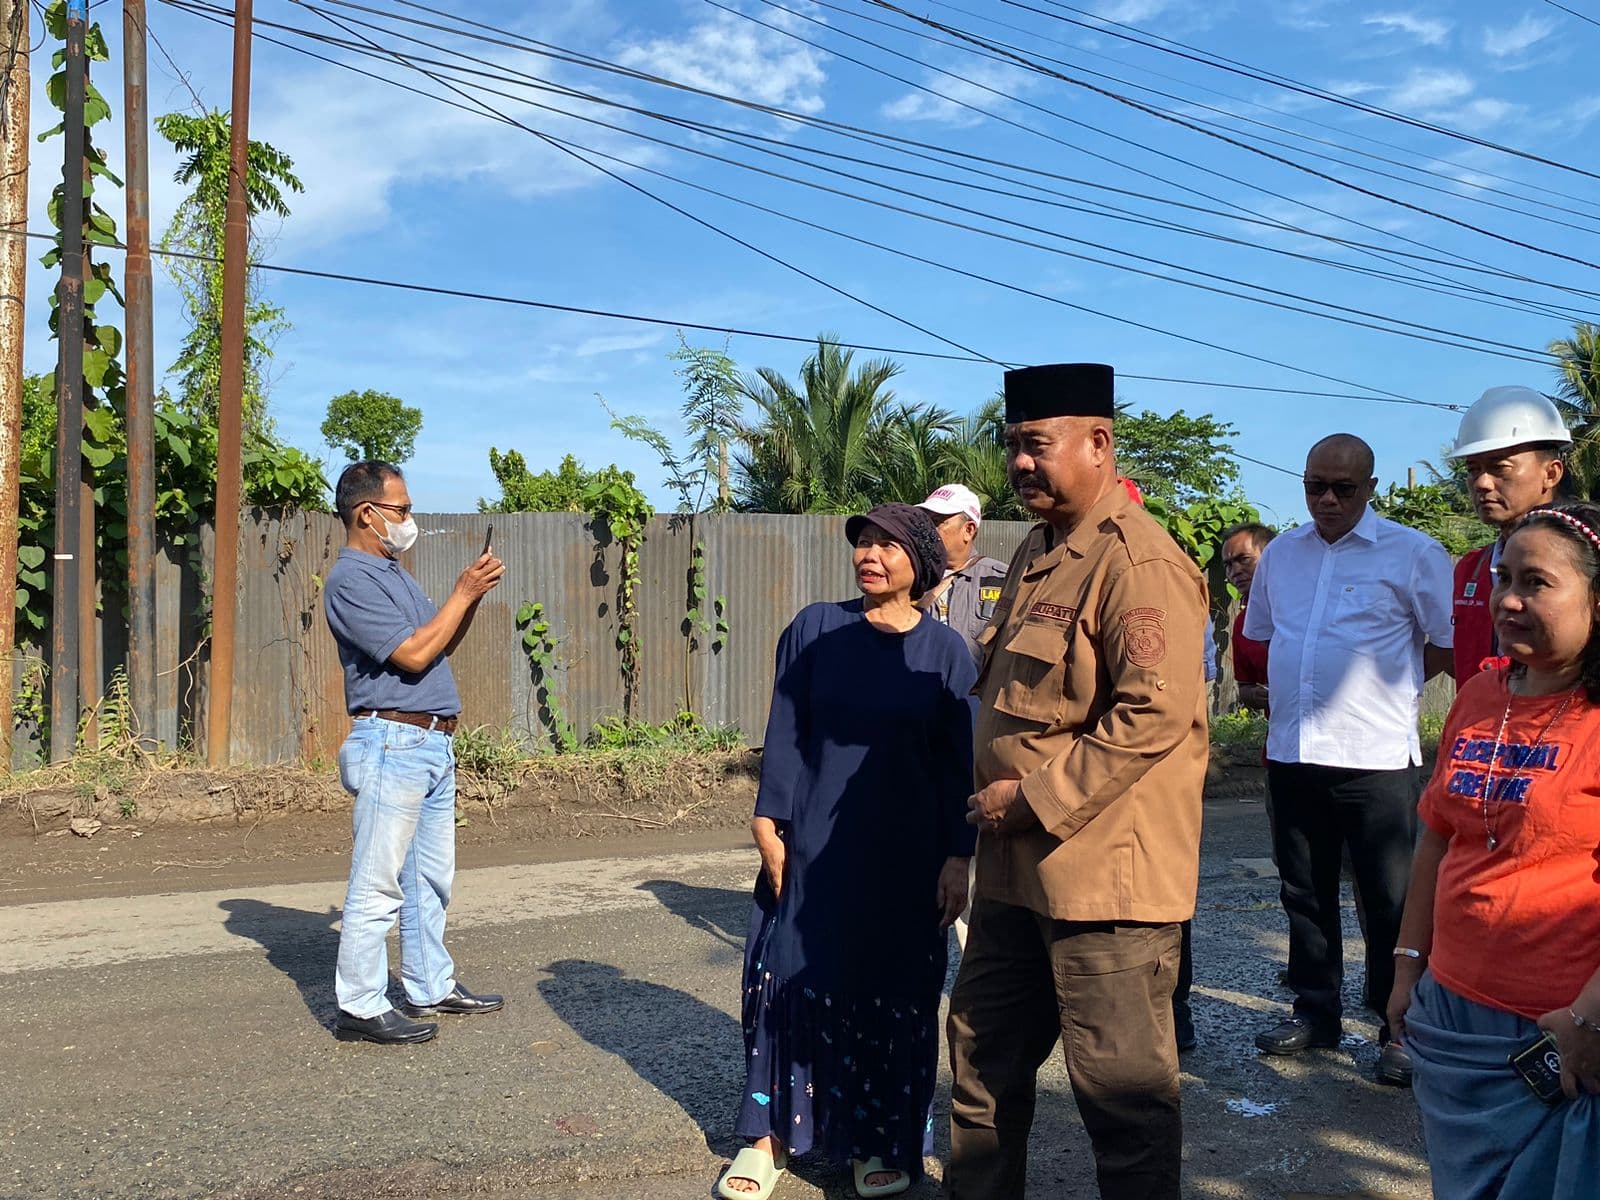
[1255,1016,1341,1055]
[399,982,505,1017]
[1173,1003,1197,1052]
[334,1008,437,1045]
[1375,1041,1414,1087]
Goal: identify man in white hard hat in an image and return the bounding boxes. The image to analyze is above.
[917,484,1010,668]
[1447,386,1571,687]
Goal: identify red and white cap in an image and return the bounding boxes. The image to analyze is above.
[919,483,983,526]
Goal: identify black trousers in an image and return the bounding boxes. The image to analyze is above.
[1265,760,1418,1029]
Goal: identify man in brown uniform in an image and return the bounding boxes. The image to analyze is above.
[946,363,1208,1200]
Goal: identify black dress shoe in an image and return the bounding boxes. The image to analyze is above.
[1375,1041,1414,1087]
[399,982,505,1017]
[1255,1016,1341,1055]
[334,1008,437,1045]
[1173,1004,1197,1052]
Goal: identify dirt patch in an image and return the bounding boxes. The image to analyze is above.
[4,751,762,833]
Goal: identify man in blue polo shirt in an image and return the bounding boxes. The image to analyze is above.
[323,461,506,1045]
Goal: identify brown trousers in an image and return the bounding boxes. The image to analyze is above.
[946,900,1183,1199]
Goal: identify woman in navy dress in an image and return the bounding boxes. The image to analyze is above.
[716,504,979,1200]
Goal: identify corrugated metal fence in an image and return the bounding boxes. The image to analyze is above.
[225,510,1038,765]
[9,508,1454,768]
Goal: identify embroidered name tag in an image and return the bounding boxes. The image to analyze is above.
[1029,602,1078,624]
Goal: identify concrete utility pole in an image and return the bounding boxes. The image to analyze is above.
[0,0,29,769]
[123,0,157,745]
[49,0,88,763]
[207,0,253,767]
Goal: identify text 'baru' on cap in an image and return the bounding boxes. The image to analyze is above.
[1003,363,1115,424]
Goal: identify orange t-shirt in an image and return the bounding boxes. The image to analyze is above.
[1419,669,1600,1020]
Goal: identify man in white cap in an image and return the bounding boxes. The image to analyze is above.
[1447,386,1571,687]
[917,483,1010,667]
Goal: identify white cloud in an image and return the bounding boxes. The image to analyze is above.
[1278,1,1334,31]
[573,331,668,358]
[1090,0,1172,20]
[613,4,828,116]
[1362,11,1452,46]
[880,62,1036,128]
[1448,97,1520,130]
[1483,14,1556,57]
[1387,67,1474,110]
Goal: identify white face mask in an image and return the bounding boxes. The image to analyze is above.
[372,509,419,555]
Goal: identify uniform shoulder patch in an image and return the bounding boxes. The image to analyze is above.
[1120,605,1167,667]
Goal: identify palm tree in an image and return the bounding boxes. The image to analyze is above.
[1550,322,1600,497]
[732,335,902,513]
[933,395,1028,521]
[879,401,959,503]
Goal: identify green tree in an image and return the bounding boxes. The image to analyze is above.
[1115,405,1240,506]
[733,335,902,513]
[1373,478,1487,557]
[479,450,594,513]
[924,395,1029,521]
[1549,322,1600,497]
[320,389,423,463]
[155,110,303,433]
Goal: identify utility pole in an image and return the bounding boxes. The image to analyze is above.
[49,0,87,762]
[207,0,253,767]
[123,0,156,746]
[0,0,29,769]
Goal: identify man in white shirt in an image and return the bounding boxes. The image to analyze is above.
[1242,434,1453,1089]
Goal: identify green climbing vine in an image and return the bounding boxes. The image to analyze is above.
[515,601,576,754]
[580,468,653,718]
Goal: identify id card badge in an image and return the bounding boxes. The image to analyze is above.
[1509,1033,1566,1105]
[978,577,1005,621]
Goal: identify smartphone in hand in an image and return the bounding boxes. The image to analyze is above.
[482,524,494,557]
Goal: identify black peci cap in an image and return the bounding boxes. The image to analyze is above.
[1003,363,1115,424]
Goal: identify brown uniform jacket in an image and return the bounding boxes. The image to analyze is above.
[972,483,1208,923]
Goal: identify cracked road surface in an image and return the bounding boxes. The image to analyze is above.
[0,799,1429,1198]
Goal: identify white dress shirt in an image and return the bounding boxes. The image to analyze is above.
[1243,506,1454,770]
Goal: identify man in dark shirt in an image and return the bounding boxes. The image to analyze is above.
[322,462,506,1045]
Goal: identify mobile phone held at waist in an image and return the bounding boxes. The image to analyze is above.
[1509,1033,1566,1105]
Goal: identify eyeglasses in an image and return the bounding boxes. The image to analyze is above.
[1302,479,1362,499]
[367,501,414,519]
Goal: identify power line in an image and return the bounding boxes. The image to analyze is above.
[860,0,1600,276]
[264,0,1600,312]
[1021,0,1600,185]
[229,2,1574,354]
[839,0,1600,235]
[919,0,1600,220]
[196,0,1469,404]
[321,0,1517,301]
[1541,0,1600,31]
[4,222,1441,448]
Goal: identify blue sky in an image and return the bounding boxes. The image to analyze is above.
[22,0,1600,527]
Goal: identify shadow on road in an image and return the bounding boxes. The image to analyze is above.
[220,898,341,1028]
[635,879,749,951]
[539,958,745,1154]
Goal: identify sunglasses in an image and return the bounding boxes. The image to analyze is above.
[367,501,414,519]
[1302,479,1363,499]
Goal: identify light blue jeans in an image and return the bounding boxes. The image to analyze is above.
[334,716,458,1019]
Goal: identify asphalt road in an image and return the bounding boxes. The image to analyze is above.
[0,795,1430,1199]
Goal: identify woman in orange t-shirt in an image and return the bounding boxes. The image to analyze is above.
[1387,502,1600,1199]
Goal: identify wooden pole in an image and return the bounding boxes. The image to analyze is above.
[0,0,29,769]
[123,0,157,746]
[49,0,88,763]
[207,0,253,767]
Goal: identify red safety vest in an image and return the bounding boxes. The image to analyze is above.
[1452,545,1505,686]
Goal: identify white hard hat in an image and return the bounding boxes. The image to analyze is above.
[1449,386,1572,460]
[919,483,983,526]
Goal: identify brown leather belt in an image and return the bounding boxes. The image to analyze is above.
[366,709,458,736]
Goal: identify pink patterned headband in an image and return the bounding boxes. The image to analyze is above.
[1527,508,1600,554]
